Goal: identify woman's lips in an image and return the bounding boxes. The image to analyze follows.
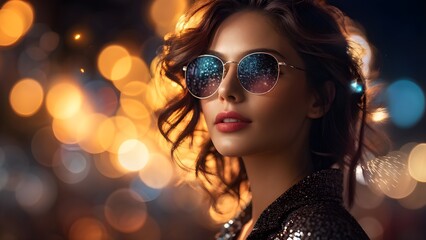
[214,111,252,133]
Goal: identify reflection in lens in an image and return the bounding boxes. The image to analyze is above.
[238,53,278,94]
[186,56,222,98]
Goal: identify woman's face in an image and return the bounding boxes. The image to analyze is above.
[200,11,318,158]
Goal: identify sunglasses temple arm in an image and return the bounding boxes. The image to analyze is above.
[279,62,305,71]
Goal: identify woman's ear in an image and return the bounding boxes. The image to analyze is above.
[307,81,335,119]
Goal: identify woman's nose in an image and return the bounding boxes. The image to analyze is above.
[217,63,245,103]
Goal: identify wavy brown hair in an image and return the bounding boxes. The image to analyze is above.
[157,0,389,209]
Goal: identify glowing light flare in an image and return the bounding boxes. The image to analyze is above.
[104,189,148,233]
[69,218,108,240]
[74,33,81,40]
[97,44,132,81]
[31,126,60,167]
[209,194,240,223]
[139,153,173,189]
[150,0,188,37]
[118,139,150,172]
[408,143,426,182]
[46,81,83,119]
[9,78,44,117]
[371,107,389,123]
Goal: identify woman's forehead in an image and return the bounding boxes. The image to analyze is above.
[208,11,302,66]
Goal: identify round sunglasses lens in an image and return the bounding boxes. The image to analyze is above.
[238,53,279,94]
[185,56,223,98]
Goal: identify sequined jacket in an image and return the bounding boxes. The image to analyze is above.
[216,169,370,240]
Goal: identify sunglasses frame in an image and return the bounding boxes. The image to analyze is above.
[182,51,305,99]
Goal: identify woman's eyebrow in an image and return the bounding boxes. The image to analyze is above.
[206,48,288,60]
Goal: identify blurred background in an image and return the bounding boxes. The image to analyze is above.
[0,0,425,239]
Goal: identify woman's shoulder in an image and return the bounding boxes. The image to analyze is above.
[270,203,369,240]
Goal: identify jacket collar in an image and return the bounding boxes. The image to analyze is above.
[249,168,344,237]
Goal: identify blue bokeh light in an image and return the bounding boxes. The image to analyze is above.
[386,79,425,128]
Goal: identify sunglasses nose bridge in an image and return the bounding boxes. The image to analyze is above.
[222,60,238,77]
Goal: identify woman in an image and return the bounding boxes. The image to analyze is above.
[157,0,387,239]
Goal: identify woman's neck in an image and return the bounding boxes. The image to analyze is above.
[242,143,314,225]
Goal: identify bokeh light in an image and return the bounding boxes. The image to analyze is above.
[104,189,148,233]
[0,0,34,46]
[46,80,83,120]
[76,113,109,154]
[138,153,173,189]
[408,143,426,182]
[97,44,132,81]
[51,105,94,144]
[111,56,150,93]
[386,79,425,128]
[69,217,108,240]
[52,147,90,184]
[94,152,127,179]
[15,169,57,214]
[97,116,138,153]
[118,139,150,172]
[9,78,44,117]
[149,0,188,37]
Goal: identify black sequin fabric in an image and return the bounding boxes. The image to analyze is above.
[216,168,370,240]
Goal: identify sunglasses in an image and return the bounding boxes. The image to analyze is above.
[183,51,305,99]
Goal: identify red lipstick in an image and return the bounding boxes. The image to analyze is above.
[214,111,252,133]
